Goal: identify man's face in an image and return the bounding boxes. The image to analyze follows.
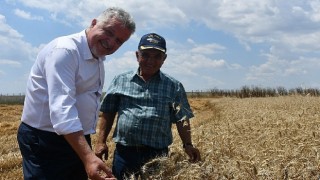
[87,18,132,58]
[136,49,167,76]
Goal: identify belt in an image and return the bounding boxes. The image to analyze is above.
[21,122,91,143]
[116,143,168,153]
[116,143,151,152]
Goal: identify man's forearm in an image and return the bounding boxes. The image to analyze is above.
[176,119,192,145]
[96,112,116,144]
[64,131,95,163]
[64,130,116,178]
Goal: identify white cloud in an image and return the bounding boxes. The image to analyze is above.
[103,51,137,88]
[309,1,320,22]
[229,63,242,70]
[12,0,106,27]
[0,13,39,62]
[14,8,43,20]
[187,38,195,44]
[246,54,320,88]
[0,14,23,38]
[2,0,320,92]
[277,32,320,53]
[191,43,226,55]
[0,59,21,67]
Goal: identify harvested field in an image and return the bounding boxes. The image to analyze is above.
[1,96,320,179]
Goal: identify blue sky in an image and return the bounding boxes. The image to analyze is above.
[1,0,320,94]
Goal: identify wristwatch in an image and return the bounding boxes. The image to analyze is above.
[183,143,193,148]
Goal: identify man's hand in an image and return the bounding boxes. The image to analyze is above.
[184,145,201,163]
[84,153,115,180]
[63,131,115,179]
[95,143,109,161]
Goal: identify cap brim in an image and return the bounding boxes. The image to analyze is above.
[139,45,166,53]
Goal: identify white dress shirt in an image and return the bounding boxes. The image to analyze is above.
[21,30,105,135]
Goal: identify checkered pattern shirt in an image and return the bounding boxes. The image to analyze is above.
[100,70,194,149]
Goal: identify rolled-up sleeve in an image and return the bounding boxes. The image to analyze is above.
[172,83,194,123]
[45,48,82,135]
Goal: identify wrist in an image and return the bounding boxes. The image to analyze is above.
[183,143,193,149]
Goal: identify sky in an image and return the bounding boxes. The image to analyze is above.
[1,0,320,94]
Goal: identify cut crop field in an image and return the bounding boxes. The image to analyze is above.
[1,96,320,179]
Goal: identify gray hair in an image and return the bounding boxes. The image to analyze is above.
[96,7,136,34]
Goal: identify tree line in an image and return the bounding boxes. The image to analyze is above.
[188,86,320,98]
[1,86,320,104]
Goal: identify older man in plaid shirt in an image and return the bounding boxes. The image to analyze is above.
[95,33,201,179]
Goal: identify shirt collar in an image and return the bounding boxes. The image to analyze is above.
[80,30,106,62]
[131,68,163,81]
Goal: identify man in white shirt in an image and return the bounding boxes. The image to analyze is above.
[17,7,135,180]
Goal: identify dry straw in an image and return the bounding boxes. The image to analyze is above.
[1,96,320,179]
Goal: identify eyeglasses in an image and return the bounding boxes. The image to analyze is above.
[139,51,165,61]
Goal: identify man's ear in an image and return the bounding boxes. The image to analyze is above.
[90,19,97,28]
[135,51,139,60]
[163,54,167,61]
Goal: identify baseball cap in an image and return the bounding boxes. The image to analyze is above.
[138,33,166,53]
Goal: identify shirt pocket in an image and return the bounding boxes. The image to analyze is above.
[152,96,172,119]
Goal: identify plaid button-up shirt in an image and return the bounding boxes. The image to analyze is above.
[100,70,194,149]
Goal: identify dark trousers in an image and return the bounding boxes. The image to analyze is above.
[112,143,168,180]
[17,122,90,180]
